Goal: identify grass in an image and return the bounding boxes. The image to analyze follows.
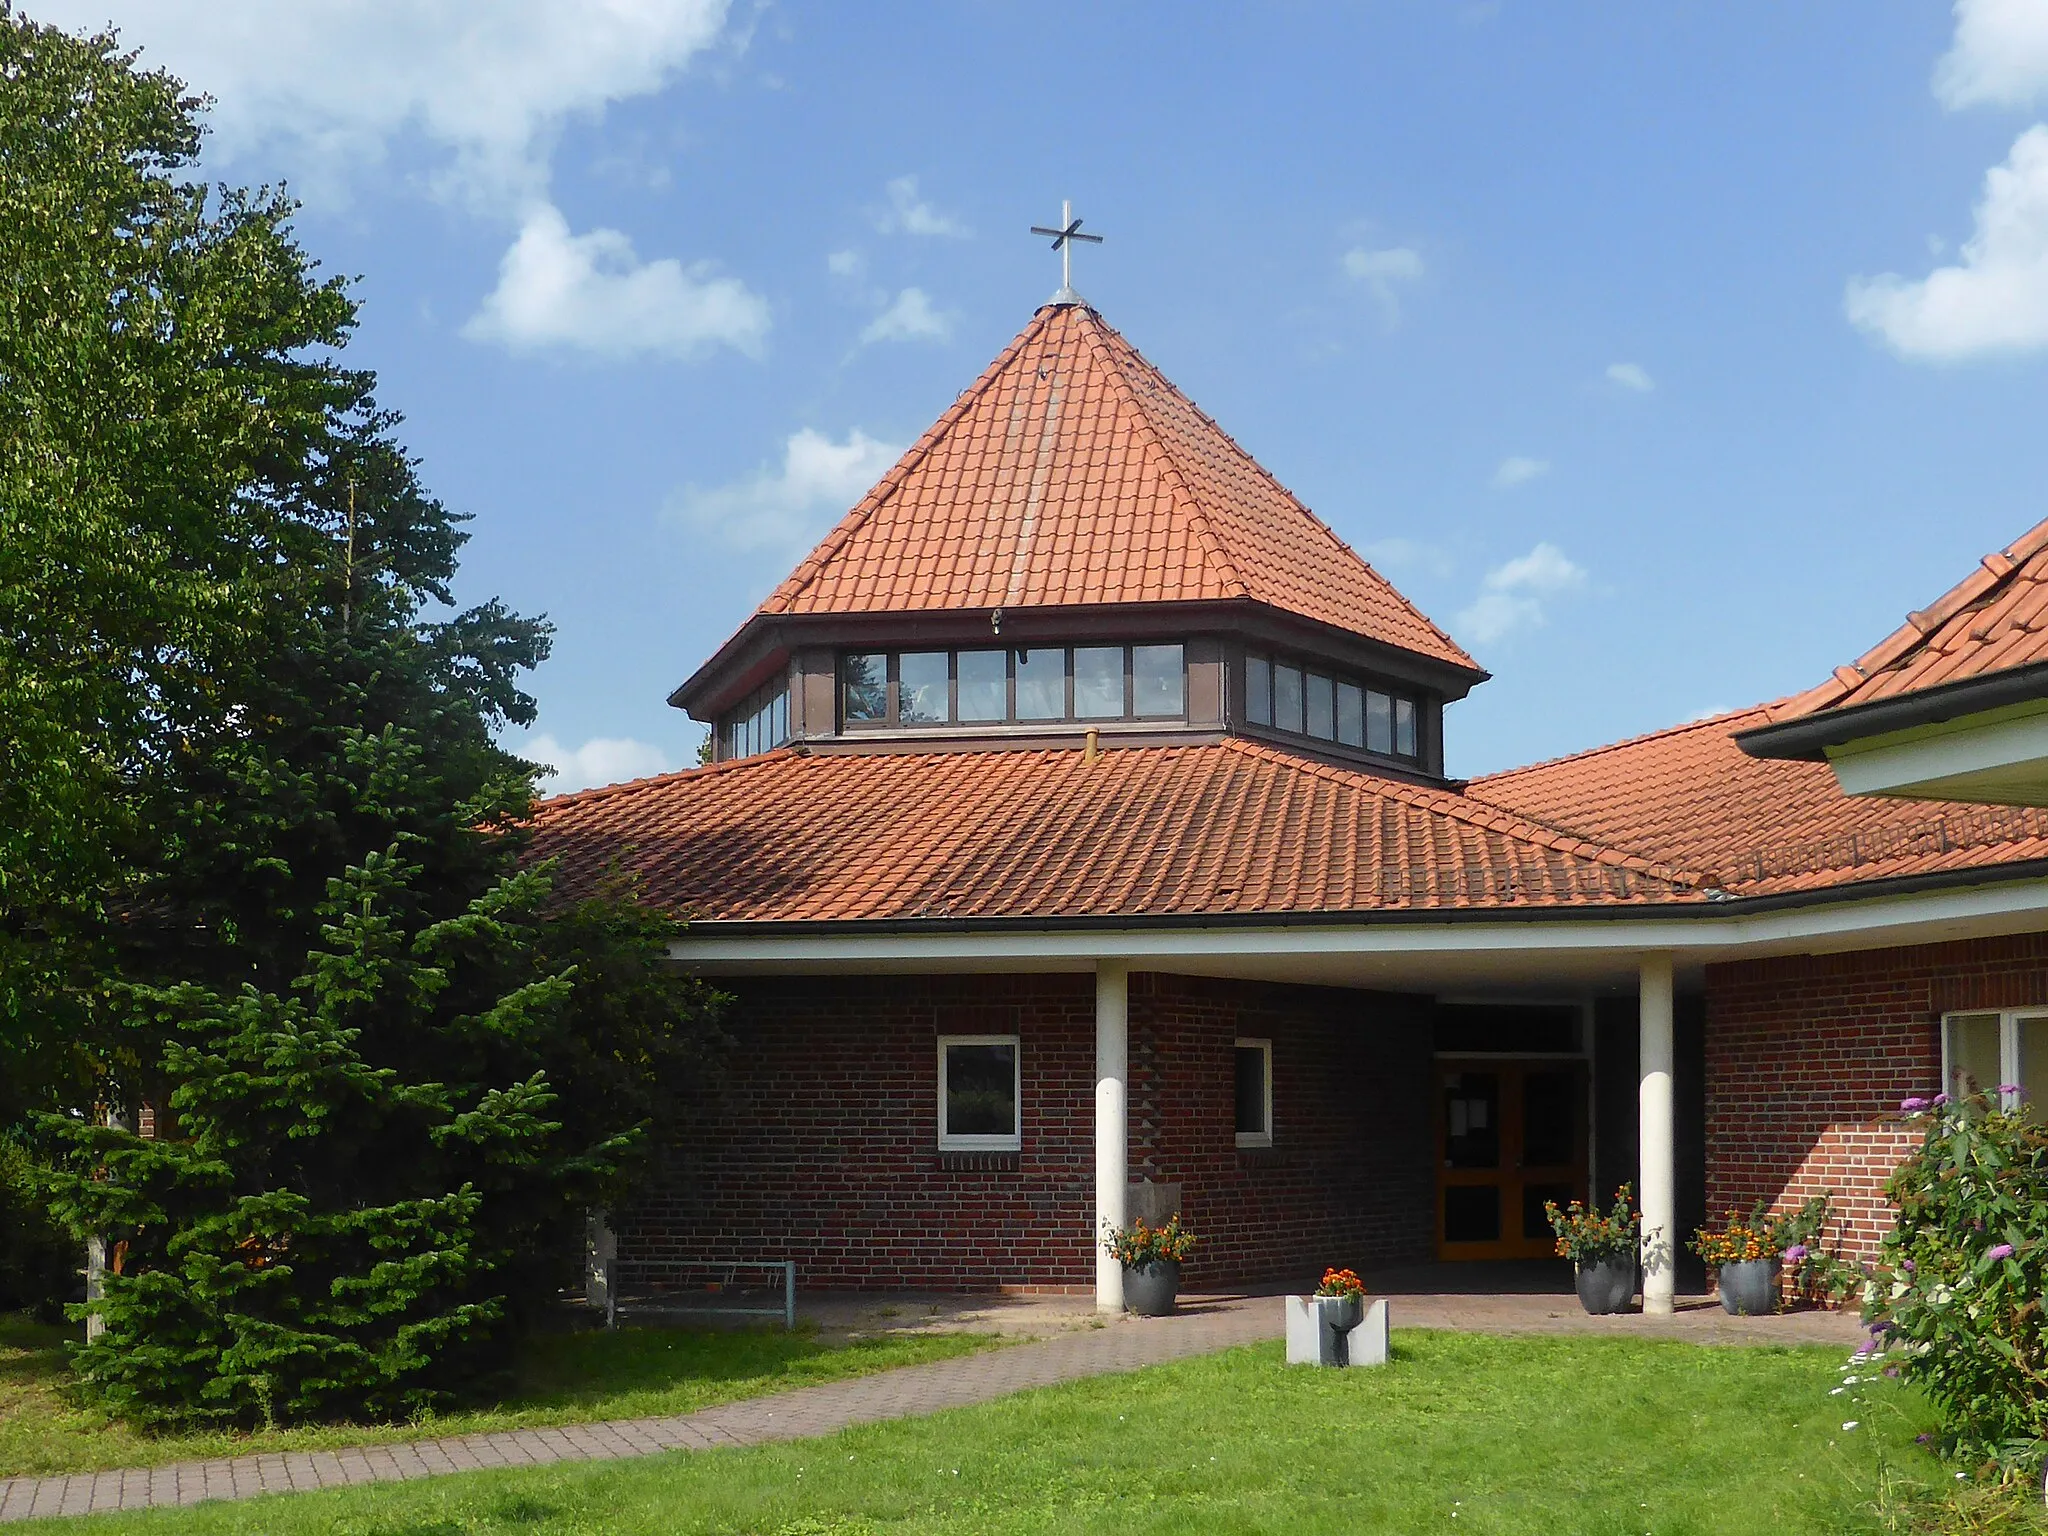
[18,1330,2047,1535]
[0,1313,994,1479]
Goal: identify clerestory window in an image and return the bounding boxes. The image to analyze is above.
[840,645,1185,729]
[1245,652,1419,760]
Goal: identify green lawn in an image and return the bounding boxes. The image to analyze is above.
[0,1313,994,1479]
[18,1330,2041,1535]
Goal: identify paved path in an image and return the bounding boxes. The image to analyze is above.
[0,1289,1866,1524]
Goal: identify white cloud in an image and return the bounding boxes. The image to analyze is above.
[463,203,769,360]
[879,176,967,237]
[1455,542,1587,646]
[1845,125,2048,359]
[1342,245,1426,317]
[32,0,732,209]
[1934,0,2048,110]
[861,287,953,344]
[1491,456,1551,489]
[1361,537,1455,578]
[1606,362,1656,392]
[670,428,904,552]
[827,249,866,278]
[522,733,675,795]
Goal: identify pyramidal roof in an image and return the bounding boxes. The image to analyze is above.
[757,302,1480,673]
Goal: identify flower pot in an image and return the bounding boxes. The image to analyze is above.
[1717,1258,1778,1316]
[1314,1292,1365,1332]
[1122,1258,1181,1316]
[1574,1254,1636,1315]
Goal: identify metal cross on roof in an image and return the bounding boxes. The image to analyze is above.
[1030,199,1103,305]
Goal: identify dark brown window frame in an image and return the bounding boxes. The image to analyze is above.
[838,644,1188,730]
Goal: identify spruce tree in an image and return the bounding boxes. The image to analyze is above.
[11,12,724,1419]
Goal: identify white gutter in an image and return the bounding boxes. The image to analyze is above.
[669,871,2048,971]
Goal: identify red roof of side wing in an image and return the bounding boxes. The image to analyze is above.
[756,303,1479,672]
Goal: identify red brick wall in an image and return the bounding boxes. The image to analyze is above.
[618,971,1434,1291]
[1704,930,2048,1262]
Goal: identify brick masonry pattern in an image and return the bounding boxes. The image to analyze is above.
[619,972,1436,1292]
[1703,929,2048,1261]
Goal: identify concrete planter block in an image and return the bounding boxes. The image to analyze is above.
[1286,1295,1388,1366]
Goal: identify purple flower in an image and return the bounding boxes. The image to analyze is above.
[1988,1243,2015,1262]
[1883,1365,1901,1378]
[1902,1259,1915,1273]
[1900,1096,1930,1111]
[1933,1093,1950,1106]
[1998,1083,2022,1096]
[1916,1433,1933,1445]
[1783,1244,1808,1262]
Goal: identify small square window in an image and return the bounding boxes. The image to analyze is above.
[1246,656,1272,726]
[1235,1039,1272,1148]
[939,1036,1020,1150]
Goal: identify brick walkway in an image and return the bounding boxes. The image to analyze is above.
[0,1288,1867,1524]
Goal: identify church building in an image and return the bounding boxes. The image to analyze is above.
[533,286,2048,1314]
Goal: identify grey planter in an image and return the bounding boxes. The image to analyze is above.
[1315,1292,1365,1332]
[1123,1259,1181,1316]
[1574,1254,1637,1315]
[1717,1258,1778,1316]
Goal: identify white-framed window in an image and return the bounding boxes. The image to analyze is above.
[937,1035,1021,1150]
[1234,1037,1273,1148]
[1941,1009,2048,1112]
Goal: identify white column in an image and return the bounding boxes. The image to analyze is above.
[1639,952,1676,1317]
[1095,960,1130,1314]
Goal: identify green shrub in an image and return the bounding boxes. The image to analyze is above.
[1867,1092,2048,1472]
[0,1139,74,1319]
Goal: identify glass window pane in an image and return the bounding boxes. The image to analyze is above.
[1305,674,1335,739]
[1442,1070,1499,1168]
[1365,691,1393,754]
[945,1043,1016,1139]
[957,650,1007,722]
[1074,646,1125,718]
[898,652,950,724]
[773,690,788,746]
[1132,644,1184,716]
[1444,1185,1500,1244]
[1246,656,1272,726]
[1337,682,1364,747]
[2019,1016,2048,1119]
[1948,1013,2001,1103]
[1015,648,1064,720]
[1273,664,1304,734]
[843,654,887,722]
[1395,697,1417,757]
[1234,1046,1268,1137]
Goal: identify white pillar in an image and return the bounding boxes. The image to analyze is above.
[1638,952,1676,1317]
[1095,961,1130,1313]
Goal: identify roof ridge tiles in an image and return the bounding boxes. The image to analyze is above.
[1072,308,1249,601]
[1089,316,1476,667]
[1469,703,1777,787]
[1221,737,1703,888]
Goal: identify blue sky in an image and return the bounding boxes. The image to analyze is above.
[37,1,2048,786]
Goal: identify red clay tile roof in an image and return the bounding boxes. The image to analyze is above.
[529,738,1702,923]
[1769,517,2048,721]
[1468,706,2048,897]
[757,303,1478,672]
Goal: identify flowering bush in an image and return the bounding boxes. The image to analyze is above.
[1315,1267,1365,1299]
[1864,1091,2048,1472]
[1542,1184,1641,1264]
[1102,1214,1198,1267]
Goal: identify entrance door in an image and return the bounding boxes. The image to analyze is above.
[1436,1060,1587,1260]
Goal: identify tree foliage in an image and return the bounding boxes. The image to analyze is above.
[3,10,725,1419]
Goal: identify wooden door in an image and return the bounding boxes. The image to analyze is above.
[1436,1060,1587,1260]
